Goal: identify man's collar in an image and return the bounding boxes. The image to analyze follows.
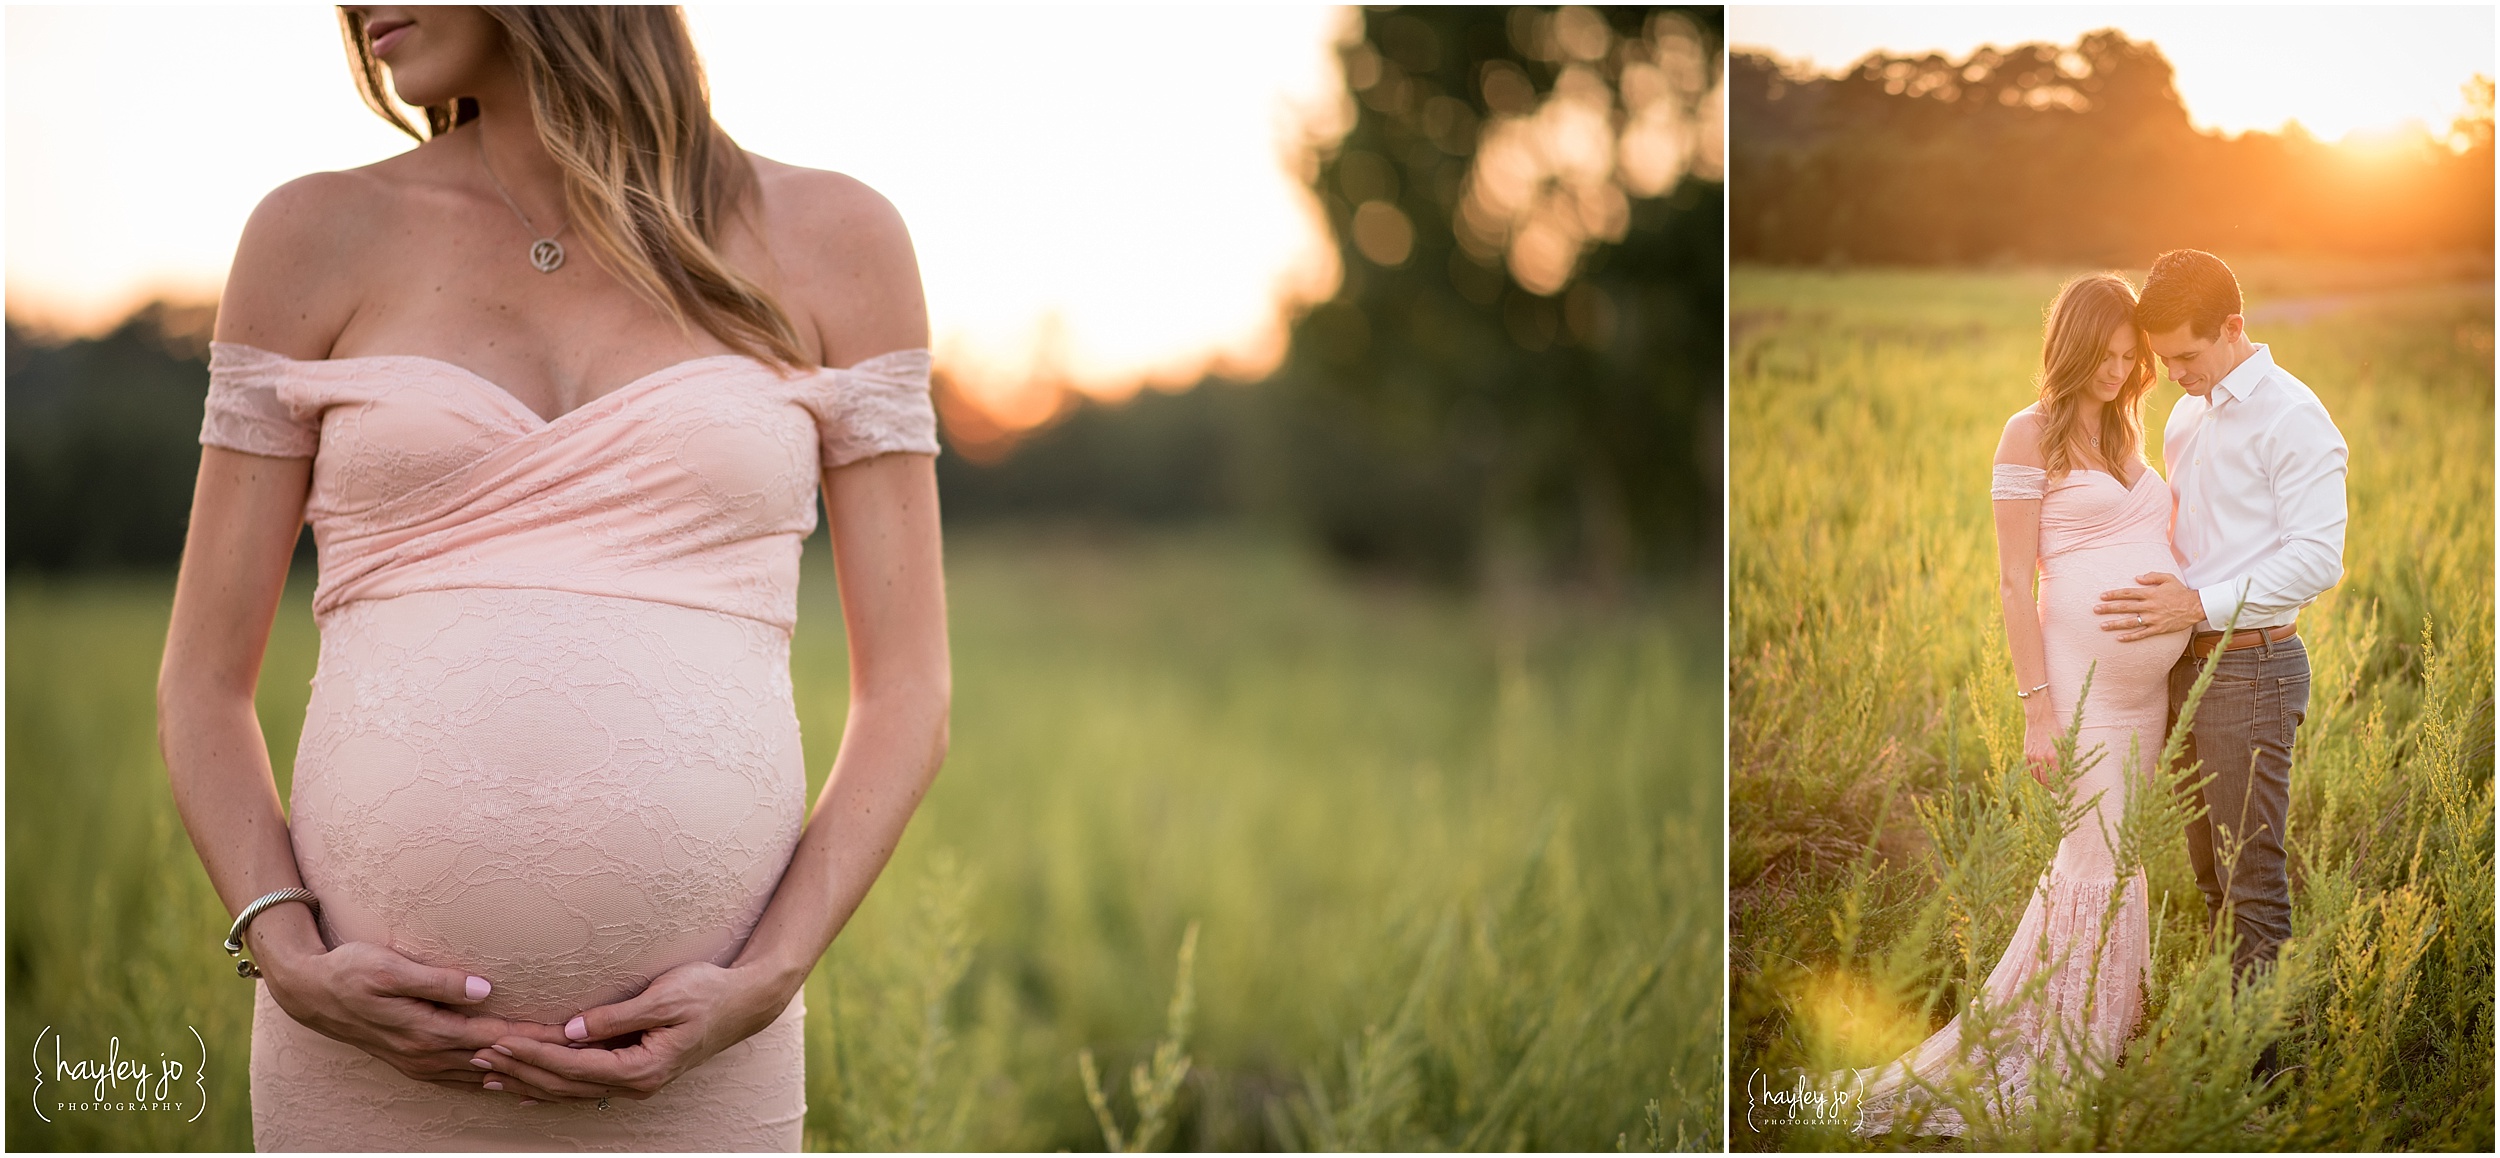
[2209,342,2273,405]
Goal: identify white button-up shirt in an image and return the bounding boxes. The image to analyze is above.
[2162,343,2349,631]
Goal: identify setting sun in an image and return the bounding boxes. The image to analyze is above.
[5,6,1350,428]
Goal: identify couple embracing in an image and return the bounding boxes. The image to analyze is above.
[1844,250,2350,1135]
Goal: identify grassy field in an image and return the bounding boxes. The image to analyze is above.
[1730,263,2494,1150]
[6,527,1717,1151]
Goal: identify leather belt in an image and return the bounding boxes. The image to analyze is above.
[2189,621,2298,659]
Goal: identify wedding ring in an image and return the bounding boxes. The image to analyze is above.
[597,1097,611,1111]
[2136,615,2145,627]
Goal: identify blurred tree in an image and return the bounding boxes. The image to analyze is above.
[933,379,1261,527]
[1732,31,2496,265]
[1272,5,1724,587]
[7,306,223,571]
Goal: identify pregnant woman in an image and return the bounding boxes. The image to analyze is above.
[1841,273,2181,1135]
[156,7,948,1149]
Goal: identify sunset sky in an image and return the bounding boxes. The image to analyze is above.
[17,5,2486,429]
[5,6,1352,425]
[1729,5,2493,143]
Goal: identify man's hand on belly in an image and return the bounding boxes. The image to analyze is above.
[2095,572,2204,642]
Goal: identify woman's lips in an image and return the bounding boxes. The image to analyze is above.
[370,21,412,55]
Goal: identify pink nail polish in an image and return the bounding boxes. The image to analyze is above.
[492,1044,514,1057]
[565,1016,589,1041]
[484,1081,503,1091]
[471,1058,494,1070]
[467,976,492,1000]
[518,1098,538,1106]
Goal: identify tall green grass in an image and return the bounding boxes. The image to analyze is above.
[7,528,1717,1150]
[1730,264,2494,1151]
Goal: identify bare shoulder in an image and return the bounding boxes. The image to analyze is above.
[745,154,927,367]
[1995,404,2047,466]
[214,167,403,359]
[750,156,909,246]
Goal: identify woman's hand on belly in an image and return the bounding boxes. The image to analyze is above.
[469,959,795,1102]
[261,938,584,1102]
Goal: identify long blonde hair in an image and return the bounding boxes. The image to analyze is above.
[2036,273,2154,479]
[337,6,806,368]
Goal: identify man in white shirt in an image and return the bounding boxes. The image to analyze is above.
[2094,250,2349,984]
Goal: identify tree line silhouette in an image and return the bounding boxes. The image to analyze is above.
[1732,30,2495,266]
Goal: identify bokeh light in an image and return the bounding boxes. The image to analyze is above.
[1447,10,1720,297]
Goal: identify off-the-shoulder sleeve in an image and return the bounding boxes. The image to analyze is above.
[200,343,319,458]
[805,348,941,468]
[1991,463,2047,499]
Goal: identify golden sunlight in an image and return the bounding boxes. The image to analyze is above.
[3,6,1349,429]
[1453,10,1719,297]
[1799,968,1934,1070]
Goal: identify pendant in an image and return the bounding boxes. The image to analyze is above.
[530,239,566,274]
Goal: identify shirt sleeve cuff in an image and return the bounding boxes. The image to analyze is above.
[2198,582,2240,630]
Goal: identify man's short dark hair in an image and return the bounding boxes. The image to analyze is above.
[2136,250,2243,340]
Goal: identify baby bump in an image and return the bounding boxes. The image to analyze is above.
[2038,541,2191,726]
[287,588,807,1023]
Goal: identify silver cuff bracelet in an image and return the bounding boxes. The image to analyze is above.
[225,888,321,979]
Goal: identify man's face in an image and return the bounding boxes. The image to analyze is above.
[2146,315,2245,397]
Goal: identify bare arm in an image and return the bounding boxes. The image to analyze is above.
[160,447,320,957]
[161,172,576,1102]
[162,171,369,951]
[739,451,950,993]
[741,174,946,996]
[1992,412,2060,783]
[1993,498,2050,703]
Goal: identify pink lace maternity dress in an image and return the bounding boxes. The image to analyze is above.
[197,343,938,1151]
[1841,462,2179,1136]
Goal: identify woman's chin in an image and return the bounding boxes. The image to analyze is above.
[388,78,457,111]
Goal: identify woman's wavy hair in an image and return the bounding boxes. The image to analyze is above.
[2036,273,2155,480]
[338,6,806,368]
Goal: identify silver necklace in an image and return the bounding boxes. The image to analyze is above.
[475,130,568,273]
